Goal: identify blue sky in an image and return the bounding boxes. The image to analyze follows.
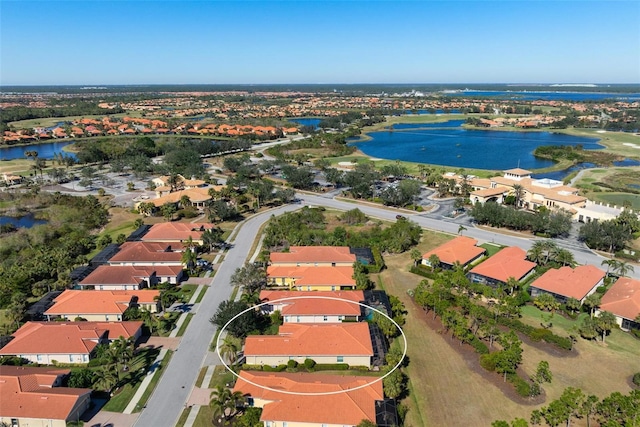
[1,1,639,85]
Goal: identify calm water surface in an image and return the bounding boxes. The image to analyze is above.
[0,214,47,229]
[0,141,77,160]
[353,120,602,171]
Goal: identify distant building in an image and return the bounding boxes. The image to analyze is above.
[529,265,605,304]
[44,290,160,321]
[259,290,364,323]
[421,236,486,269]
[468,247,536,287]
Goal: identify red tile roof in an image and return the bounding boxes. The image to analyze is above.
[259,290,364,316]
[600,277,640,321]
[270,246,356,264]
[0,321,141,356]
[469,246,537,282]
[267,265,356,287]
[244,323,373,357]
[0,366,91,421]
[142,222,215,242]
[45,290,159,316]
[530,265,605,300]
[108,241,184,264]
[233,371,382,425]
[422,236,486,266]
[79,265,152,286]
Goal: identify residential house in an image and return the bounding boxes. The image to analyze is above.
[107,242,185,267]
[233,371,393,427]
[44,289,160,321]
[529,265,605,304]
[266,265,356,291]
[0,321,142,364]
[259,290,364,323]
[1,173,23,186]
[598,277,640,331]
[78,265,184,289]
[269,246,356,267]
[0,366,92,427]
[244,323,373,367]
[468,247,537,287]
[141,222,217,245]
[421,236,486,269]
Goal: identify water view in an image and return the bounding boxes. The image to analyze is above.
[352,120,602,171]
[0,213,47,229]
[0,141,77,161]
[289,118,322,129]
[442,90,640,102]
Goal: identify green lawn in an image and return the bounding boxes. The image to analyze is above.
[133,350,174,413]
[479,242,505,257]
[195,286,207,303]
[588,192,640,210]
[176,314,194,337]
[102,382,139,412]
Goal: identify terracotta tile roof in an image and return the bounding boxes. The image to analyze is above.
[504,168,532,176]
[270,246,356,264]
[422,236,486,266]
[0,322,102,356]
[244,323,373,357]
[149,187,218,207]
[79,265,152,286]
[471,187,509,197]
[108,241,184,264]
[142,222,215,242]
[530,265,605,300]
[267,265,356,287]
[45,290,159,316]
[0,366,91,421]
[233,371,382,425]
[469,247,537,282]
[600,277,640,321]
[259,290,364,316]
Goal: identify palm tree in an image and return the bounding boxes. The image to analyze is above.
[595,311,617,343]
[210,386,245,425]
[512,184,524,209]
[219,335,242,365]
[240,291,261,305]
[427,254,440,270]
[613,261,634,278]
[583,293,601,318]
[180,194,191,209]
[555,249,576,267]
[527,241,546,265]
[601,259,617,277]
[457,225,467,235]
[94,365,119,394]
[181,248,197,274]
[410,249,422,267]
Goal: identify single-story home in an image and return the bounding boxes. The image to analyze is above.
[141,222,216,245]
[598,277,640,331]
[44,289,160,321]
[0,366,92,427]
[259,290,364,323]
[529,265,605,304]
[269,246,357,267]
[468,246,537,287]
[244,323,373,367]
[0,321,142,364]
[421,236,486,269]
[78,265,184,289]
[266,265,356,291]
[233,371,395,427]
[107,241,185,267]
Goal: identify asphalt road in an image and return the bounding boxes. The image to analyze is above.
[134,204,300,427]
[136,193,638,425]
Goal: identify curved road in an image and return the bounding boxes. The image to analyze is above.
[136,194,638,426]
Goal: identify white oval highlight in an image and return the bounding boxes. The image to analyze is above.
[215,295,407,396]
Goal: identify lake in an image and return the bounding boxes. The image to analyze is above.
[0,141,77,161]
[352,120,602,171]
[0,213,47,229]
[289,118,322,129]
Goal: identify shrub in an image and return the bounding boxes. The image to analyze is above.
[507,373,531,397]
[480,353,497,372]
[313,363,349,371]
[287,360,298,369]
[633,372,640,387]
[303,358,316,371]
[262,364,287,372]
[469,336,489,354]
[410,265,439,280]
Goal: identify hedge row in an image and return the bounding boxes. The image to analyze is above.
[242,363,350,372]
[497,316,572,350]
[410,265,439,280]
[469,336,490,355]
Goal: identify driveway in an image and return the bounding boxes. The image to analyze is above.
[84,411,138,427]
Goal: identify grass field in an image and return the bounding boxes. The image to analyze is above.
[587,192,640,210]
[375,237,640,426]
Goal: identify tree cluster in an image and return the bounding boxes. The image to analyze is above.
[470,202,572,238]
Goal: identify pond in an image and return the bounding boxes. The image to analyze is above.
[0,213,47,229]
[288,118,322,129]
[0,141,77,161]
[352,120,602,171]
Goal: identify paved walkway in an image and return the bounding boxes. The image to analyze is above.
[123,348,168,414]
